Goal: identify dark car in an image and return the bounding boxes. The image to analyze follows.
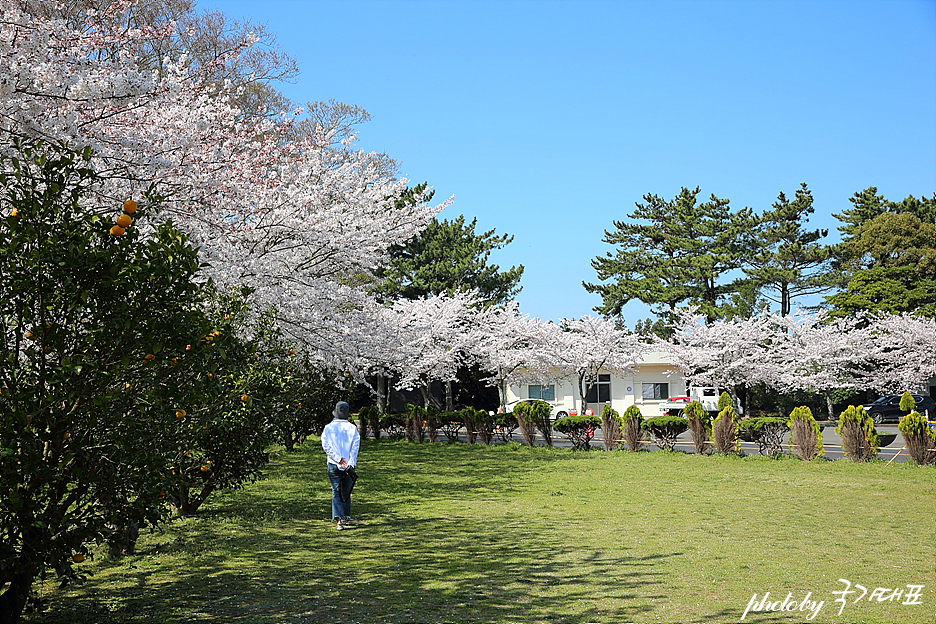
[865,394,936,424]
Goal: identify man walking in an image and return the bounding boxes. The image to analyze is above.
[321,401,360,530]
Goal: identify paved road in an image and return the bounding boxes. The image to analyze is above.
[421,423,911,462]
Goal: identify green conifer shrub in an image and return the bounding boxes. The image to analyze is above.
[404,403,427,443]
[684,400,711,454]
[835,405,878,462]
[528,399,554,447]
[898,410,936,465]
[358,405,380,440]
[472,408,496,444]
[621,405,644,451]
[898,391,916,412]
[712,405,740,455]
[512,402,536,446]
[601,404,623,450]
[717,391,733,412]
[461,406,478,444]
[788,406,824,461]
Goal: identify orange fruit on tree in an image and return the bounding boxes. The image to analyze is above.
[110,225,126,236]
[200,465,210,472]
[123,200,137,213]
[175,409,186,419]
[240,394,249,402]
[116,213,132,228]
[10,208,18,217]
[144,353,155,360]
[72,554,84,563]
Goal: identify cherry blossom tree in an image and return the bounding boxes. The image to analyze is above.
[384,291,486,409]
[767,312,875,418]
[1,0,450,370]
[472,303,557,412]
[865,313,936,394]
[663,308,776,414]
[544,315,648,416]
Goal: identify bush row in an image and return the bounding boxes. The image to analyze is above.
[356,392,936,466]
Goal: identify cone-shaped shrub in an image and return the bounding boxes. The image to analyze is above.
[717,391,733,412]
[405,403,427,443]
[898,410,936,465]
[898,391,916,412]
[788,406,824,461]
[513,401,536,446]
[426,405,440,442]
[473,408,496,445]
[358,405,380,439]
[528,399,554,447]
[621,405,644,451]
[712,405,740,455]
[835,405,878,462]
[684,400,711,454]
[601,404,623,451]
[461,406,478,444]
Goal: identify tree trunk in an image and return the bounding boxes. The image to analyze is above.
[445,380,454,412]
[376,369,387,414]
[498,378,508,413]
[822,390,835,420]
[0,564,37,624]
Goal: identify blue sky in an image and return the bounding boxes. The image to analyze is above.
[200,0,936,325]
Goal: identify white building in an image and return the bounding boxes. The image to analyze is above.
[505,351,689,418]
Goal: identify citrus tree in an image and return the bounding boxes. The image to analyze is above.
[0,140,211,622]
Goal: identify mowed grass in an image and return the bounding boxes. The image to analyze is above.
[27,440,936,624]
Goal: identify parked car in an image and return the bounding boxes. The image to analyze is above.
[504,399,569,421]
[865,394,936,424]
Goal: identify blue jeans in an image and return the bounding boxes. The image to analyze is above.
[327,464,352,520]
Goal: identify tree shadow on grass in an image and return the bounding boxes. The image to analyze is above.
[29,513,683,624]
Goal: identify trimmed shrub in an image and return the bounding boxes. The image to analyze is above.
[898,410,936,465]
[404,403,427,443]
[788,406,823,461]
[358,405,380,440]
[741,417,789,456]
[601,404,623,451]
[717,391,733,412]
[684,400,711,454]
[898,391,916,412]
[554,415,601,450]
[641,416,688,452]
[461,406,478,444]
[472,408,496,445]
[495,411,519,443]
[438,412,463,441]
[380,413,406,439]
[528,399,554,447]
[712,405,740,455]
[835,405,878,462]
[621,405,644,451]
[513,402,536,446]
[426,405,440,443]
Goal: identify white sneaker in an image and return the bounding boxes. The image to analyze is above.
[335,518,344,530]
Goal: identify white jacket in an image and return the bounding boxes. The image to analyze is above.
[321,418,360,468]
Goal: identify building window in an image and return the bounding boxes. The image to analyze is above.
[642,383,669,400]
[585,374,611,403]
[528,384,555,401]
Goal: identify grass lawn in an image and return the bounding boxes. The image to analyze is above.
[26,440,936,624]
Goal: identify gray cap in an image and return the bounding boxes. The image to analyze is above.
[333,401,350,419]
